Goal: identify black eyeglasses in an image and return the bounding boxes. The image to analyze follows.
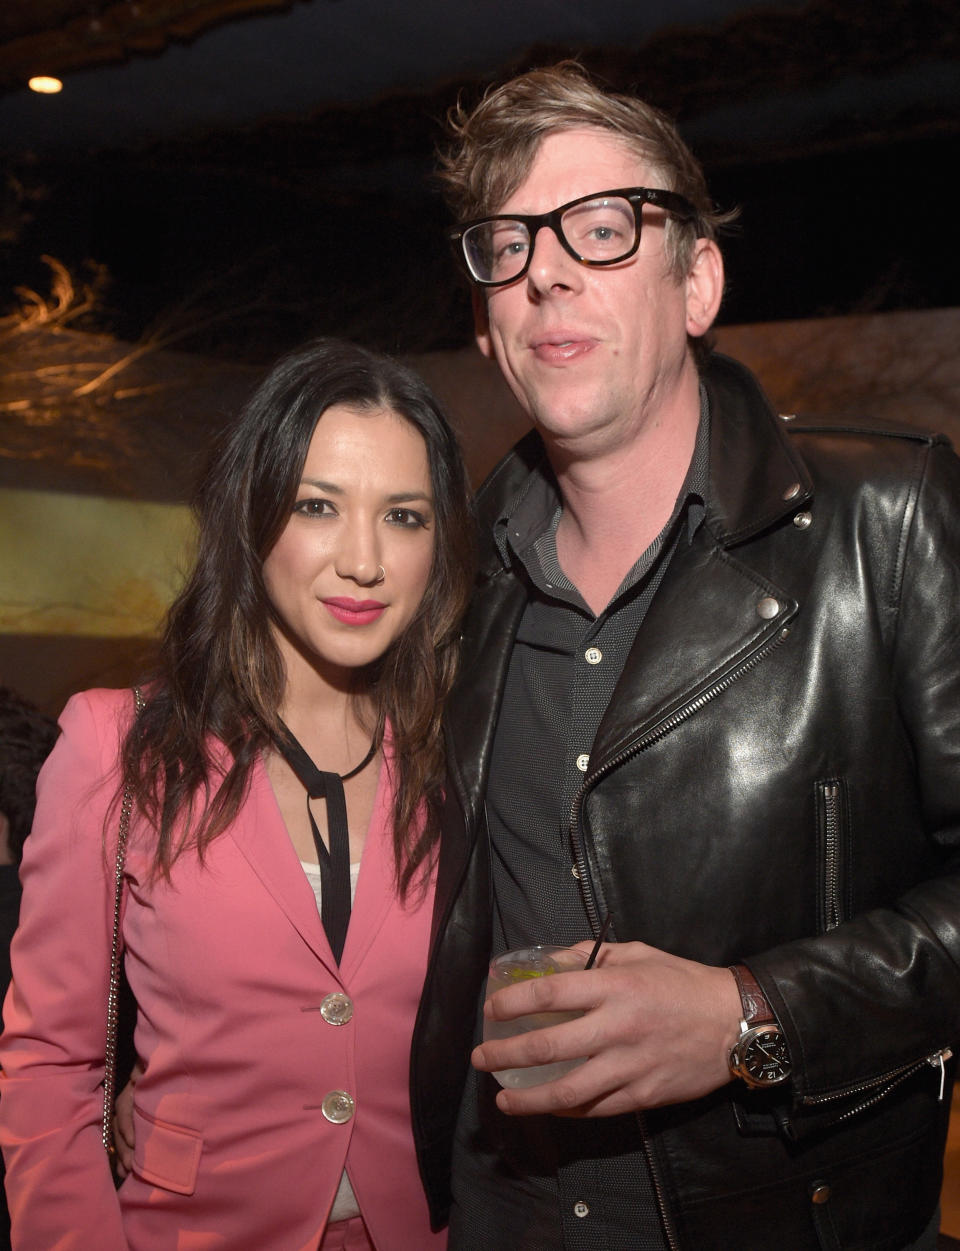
[448,186,701,287]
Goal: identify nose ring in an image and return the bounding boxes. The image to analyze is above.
[375,565,385,584]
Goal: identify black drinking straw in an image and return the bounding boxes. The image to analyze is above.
[584,912,612,969]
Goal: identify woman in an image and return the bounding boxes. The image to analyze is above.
[0,339,475,1251]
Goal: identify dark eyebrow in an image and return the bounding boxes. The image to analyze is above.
[385,492,434,506]
[300,478,343,494]
[299,480,433,506]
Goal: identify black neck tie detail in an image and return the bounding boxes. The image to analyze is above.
[274,721,376,964]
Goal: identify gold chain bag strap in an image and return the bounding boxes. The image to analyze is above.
[101,684,143,1159]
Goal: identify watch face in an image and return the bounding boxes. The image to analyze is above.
[740,1026,791,1085]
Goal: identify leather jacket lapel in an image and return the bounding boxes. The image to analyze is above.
[589,528,798,773]
[446,566,527,830]
[703,354,813,545]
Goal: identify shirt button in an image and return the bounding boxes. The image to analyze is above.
[319,992,353,1026]
[584,646,602,665]
[573,1201,589,1218]
[576,753,590,772]
[321,1091,355,1124]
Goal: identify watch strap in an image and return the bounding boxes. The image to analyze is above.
[729,963,775,1027]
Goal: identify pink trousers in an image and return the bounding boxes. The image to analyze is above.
[318,1216,376,1250]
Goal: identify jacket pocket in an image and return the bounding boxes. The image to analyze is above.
[805,1119,945,1251]
[132,1104,203,1195]
[816,778,849,932]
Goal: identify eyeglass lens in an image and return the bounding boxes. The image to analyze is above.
[463,194,639,285]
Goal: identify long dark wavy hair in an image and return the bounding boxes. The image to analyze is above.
[120,337,475,896]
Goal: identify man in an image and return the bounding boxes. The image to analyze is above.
[409,63,960,1250]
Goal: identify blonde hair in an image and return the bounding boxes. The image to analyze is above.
[438,61,735,282]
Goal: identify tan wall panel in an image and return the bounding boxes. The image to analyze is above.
[0,489,194,638]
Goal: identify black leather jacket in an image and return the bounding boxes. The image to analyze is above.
[411,353,960,1250]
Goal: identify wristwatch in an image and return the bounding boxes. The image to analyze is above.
[728,964,792,1089]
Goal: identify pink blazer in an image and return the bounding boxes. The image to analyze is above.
[0,688,447,1251]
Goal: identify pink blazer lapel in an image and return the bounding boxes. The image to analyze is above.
[226,755,339,971]
[338,752,396,980]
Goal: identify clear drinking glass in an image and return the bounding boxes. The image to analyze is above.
[482,945,587,1089]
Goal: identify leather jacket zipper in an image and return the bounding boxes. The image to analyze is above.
[567,622,794,936]
[801,1047,954,1123]
[820,780,845,931]
[565,619,792,1251]
[636,1111,682,1251]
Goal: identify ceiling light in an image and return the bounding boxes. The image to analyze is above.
[28,76,63,95]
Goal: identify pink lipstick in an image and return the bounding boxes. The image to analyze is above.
[322,597,386,626]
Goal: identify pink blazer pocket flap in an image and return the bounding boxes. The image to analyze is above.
[132,1105,203,1195]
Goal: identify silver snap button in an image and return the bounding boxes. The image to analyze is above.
[792,511,812,529]
[584,647,602,665]
[576,753,590,772]
[810,1182,831,1205]
[320,992,353,1026]
[782,482,801,501]
[321,1091,355,1124]
[757,596,780,620]
[573,1201,589,1218]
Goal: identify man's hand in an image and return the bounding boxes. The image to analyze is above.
[471,941,743,1117]
[112,1060,143,1178]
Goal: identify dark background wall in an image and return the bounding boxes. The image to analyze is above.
[1,0,958,363]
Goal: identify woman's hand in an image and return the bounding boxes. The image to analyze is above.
[112,1060,144,1178]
